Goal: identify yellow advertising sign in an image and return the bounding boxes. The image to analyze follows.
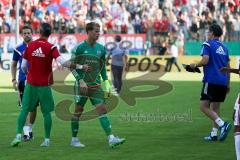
[106,56,238,72]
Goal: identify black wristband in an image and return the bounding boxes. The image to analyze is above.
[12,79,16,82]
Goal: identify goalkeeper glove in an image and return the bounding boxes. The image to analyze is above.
[102,80,111,98]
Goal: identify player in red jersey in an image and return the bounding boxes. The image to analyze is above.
[11,23,90,147]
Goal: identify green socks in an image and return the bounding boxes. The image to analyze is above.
[17,111,52,139]
[99,115,112,136]
[71,116,79,137]
[71,114,112,137]
[43,113,52,139]
[17,110,28,134]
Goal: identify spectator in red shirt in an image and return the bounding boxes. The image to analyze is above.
[31,17,40,33]
[160,14,170,36]
[153,17,162,34]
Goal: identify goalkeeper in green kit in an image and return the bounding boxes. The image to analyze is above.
[70,22,125,148]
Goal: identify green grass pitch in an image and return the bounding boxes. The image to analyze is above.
[0,79,238,160]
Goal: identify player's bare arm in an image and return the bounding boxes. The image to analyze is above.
[190,55,209,69]
[56,55,91,72]
[220,67,240,74]
[11,60,18,90]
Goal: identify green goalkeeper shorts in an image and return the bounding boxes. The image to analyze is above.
[74,81,105,106]
[22,83,55,113]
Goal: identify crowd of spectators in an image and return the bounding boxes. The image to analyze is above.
[0,0,239,55]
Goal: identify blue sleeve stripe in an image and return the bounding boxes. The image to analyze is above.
[14,48,21,56]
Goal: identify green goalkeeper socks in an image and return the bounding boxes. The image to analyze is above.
[71,116,79,137]
[71,115,112,137]
[99,115,112,136]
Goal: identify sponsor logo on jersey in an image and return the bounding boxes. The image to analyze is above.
[216,46,226,55]
[32,47,45,57]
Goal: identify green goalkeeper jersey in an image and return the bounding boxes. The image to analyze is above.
[71,40,108,86]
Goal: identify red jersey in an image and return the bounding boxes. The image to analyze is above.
[23,38,60,86]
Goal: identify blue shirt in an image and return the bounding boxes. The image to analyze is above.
[108,42,128,67]
[201,38,229,86]
[12,43,27,82]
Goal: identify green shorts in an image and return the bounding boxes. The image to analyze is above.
[22,83,54,113]
[74,81,105,106]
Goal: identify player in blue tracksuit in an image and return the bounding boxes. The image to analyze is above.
[190,23,231,142]
[11,26,37,141]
